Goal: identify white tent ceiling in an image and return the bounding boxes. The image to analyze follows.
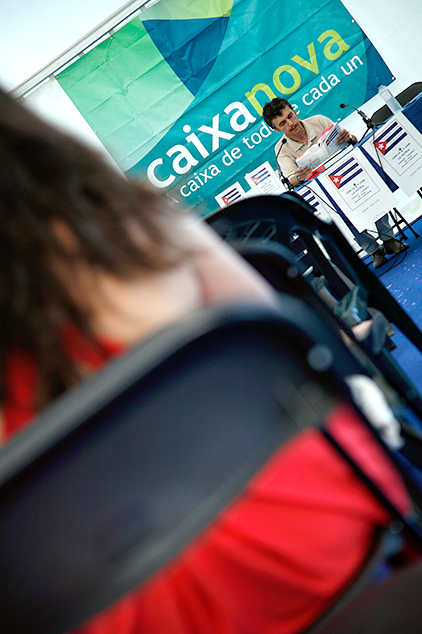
[0,0,155,94]
[0,0,421,97]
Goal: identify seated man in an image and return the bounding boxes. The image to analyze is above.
[262,97,408,269]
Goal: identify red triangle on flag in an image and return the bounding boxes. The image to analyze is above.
[375,140,387,155]
[328,173,342,188]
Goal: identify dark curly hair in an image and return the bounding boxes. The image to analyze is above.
[0,88,191,407]
[262,97,293,129]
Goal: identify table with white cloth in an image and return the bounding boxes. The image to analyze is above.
[296,91,422,251]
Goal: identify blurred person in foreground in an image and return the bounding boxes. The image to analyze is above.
[263,97,408,269]
[0,88,411,634]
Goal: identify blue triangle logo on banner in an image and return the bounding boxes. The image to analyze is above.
[143,17,229,95]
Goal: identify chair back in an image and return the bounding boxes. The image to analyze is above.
[2,297,422,634]
[0,298,375,634]
[371,103,394,126]
[206,193,422,428]
[397,81,422,107]
[371,81,422,124]
[206,193,422,354]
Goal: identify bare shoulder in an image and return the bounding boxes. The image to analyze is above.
[180,214,279,307]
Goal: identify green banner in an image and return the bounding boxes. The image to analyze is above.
[57,0,394,215]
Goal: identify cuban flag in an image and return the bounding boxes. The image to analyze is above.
[221,186,243,206]
[299,188,320,211]
[374,120,407,156]
[251,165,271,187]
[327,155,363,189]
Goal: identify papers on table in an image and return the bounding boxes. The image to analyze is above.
[245,161,284,195]
[362,112,422,197]
[296,122,348,170]
[297,179,360,245]
[317,148,398,233]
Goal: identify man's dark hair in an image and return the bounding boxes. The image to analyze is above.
[262,97,293,129]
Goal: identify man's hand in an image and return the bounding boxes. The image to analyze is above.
[336,127,357,145]
[292,166,312,185]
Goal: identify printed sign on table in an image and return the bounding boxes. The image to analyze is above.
[245,161,284,195]
[298,180,359,246]
[362,112,422,197]
[215,181,247,208]
[317,148,398,233]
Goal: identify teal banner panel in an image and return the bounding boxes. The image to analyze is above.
[57,0,394,215]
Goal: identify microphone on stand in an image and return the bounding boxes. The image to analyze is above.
[276,137,294,190]
[339,103,375,130]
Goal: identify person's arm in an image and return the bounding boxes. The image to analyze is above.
[290,166,312,187]
[336,127,357,146]
[276,146,312,187]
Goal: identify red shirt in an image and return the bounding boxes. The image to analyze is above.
[2,333,411,634]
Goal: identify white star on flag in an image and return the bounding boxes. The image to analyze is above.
[375,140,388,155]
[327,155,362,189]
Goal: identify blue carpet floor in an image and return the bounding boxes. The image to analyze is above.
[371,215,422,391]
